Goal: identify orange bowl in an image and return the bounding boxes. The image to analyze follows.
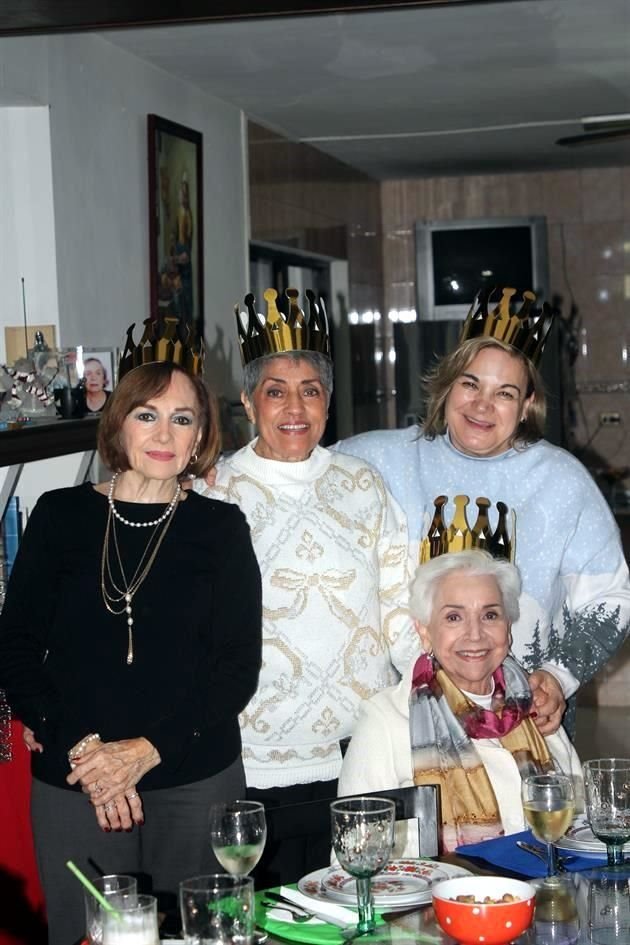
[432,876,536,945]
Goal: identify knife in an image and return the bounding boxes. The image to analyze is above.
[263,891,354,929]
[515,840,573,870]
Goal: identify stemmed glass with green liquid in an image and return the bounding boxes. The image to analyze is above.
[210,800,267,878]
[584,758,630,869]
[522,773,575,883]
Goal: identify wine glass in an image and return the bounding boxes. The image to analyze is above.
[584,758,630,868]
[330,796,396,935]
[522,774,575,883]
[209,800,267,878]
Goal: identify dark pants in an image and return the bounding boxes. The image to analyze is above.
[32,757,245,945]
[247,779,337,890]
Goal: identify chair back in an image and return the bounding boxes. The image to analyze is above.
[265,784,441,858]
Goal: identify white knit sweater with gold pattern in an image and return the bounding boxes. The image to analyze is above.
[195,442,420,788]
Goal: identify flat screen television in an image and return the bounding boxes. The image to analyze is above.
[415,216,549,321]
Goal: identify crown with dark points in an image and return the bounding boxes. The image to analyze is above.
[460,286,555,367]
[420,495,515,563]
[235,288,330,366]
[118,316,205,381]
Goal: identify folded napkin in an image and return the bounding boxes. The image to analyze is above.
[257,885,359,945]
[276,886,357,925]
[456,830,606,878]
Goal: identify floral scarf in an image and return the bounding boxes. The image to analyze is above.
[409,653,554,851]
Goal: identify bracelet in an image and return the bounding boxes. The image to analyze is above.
[67,732,101,765]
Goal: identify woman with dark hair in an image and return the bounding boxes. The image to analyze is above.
[196,288,420,886]
[0,357,262,945]
[336,288,630,736]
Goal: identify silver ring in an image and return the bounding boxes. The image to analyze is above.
[93,781,104,795]
[104,802,115,813]
[126,792,139,800]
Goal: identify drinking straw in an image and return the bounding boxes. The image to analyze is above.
[65,860,121,919]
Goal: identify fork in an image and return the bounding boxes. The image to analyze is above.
[261,899,314,922]
[515,840,570,872]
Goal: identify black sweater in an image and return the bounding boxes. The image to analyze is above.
[0,484,262,790]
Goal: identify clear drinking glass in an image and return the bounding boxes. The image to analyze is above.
[522,774,575,883]
[587,867,630,944]
[179,874,254,945]
[533,875,579,945]
[584,758,630,868]
[209,800,267,877]
[330,796,396,935]
[84,874,138,945]
[102,893,159,945]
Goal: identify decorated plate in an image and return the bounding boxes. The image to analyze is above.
[554,818,630,855]
[298,860,471,911]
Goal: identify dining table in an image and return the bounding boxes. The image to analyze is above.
[256,848,612,945]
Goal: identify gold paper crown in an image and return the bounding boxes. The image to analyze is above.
[118,316,205,381]
[235,288,330,366]
[420,495,515,563]
[460,286,555,367]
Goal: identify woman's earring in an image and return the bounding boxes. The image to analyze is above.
[189,452,199,466]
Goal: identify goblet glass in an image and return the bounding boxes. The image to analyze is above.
[330,796,395,935]
[522,773,575,883]
[584,758,630,868]
[209,800,267,878]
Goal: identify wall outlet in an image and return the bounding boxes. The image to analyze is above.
[600,412,622,425]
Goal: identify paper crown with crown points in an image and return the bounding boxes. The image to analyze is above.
[117,316,205,381]
[459,286,555,367]
[420,495,515,564]
[235,288,330,367]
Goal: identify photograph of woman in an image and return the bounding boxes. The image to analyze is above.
[81,352,114,413]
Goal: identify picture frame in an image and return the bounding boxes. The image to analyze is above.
[78,348,116,414]
[148,114,204,336]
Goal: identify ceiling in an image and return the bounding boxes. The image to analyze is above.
[98,0,630,180]
[2,0,630,180]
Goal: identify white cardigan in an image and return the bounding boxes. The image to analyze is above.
[338,658,584,855]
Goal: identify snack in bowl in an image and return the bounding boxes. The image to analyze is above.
[432,876,536,945]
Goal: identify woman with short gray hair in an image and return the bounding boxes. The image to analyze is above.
[196,288,419,885]
[339,549,583,854]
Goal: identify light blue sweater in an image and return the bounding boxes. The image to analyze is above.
[334,427,630,704]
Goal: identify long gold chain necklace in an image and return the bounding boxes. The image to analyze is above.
[100,486,179,665]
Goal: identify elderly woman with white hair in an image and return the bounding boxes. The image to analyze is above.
[338,549,583,854]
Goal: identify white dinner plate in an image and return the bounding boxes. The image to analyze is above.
[298,860,472,912]
[554,818,630,856]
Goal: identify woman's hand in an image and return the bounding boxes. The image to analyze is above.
[23,726,43,753]
[95,789,145,832]
[66,737,160,810]
[528,670,566,735]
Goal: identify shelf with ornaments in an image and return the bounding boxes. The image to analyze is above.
[0,416,98,468]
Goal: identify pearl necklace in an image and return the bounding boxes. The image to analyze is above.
[101,475,180,664]
[107,472,181,526]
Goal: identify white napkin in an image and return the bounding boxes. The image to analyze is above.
[275,885,357,927]
[266,907,326,926]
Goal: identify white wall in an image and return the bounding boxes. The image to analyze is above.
[0,107,60,364]
[0,32,249,400]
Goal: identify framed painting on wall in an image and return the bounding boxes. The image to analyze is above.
[148,115,204,336]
